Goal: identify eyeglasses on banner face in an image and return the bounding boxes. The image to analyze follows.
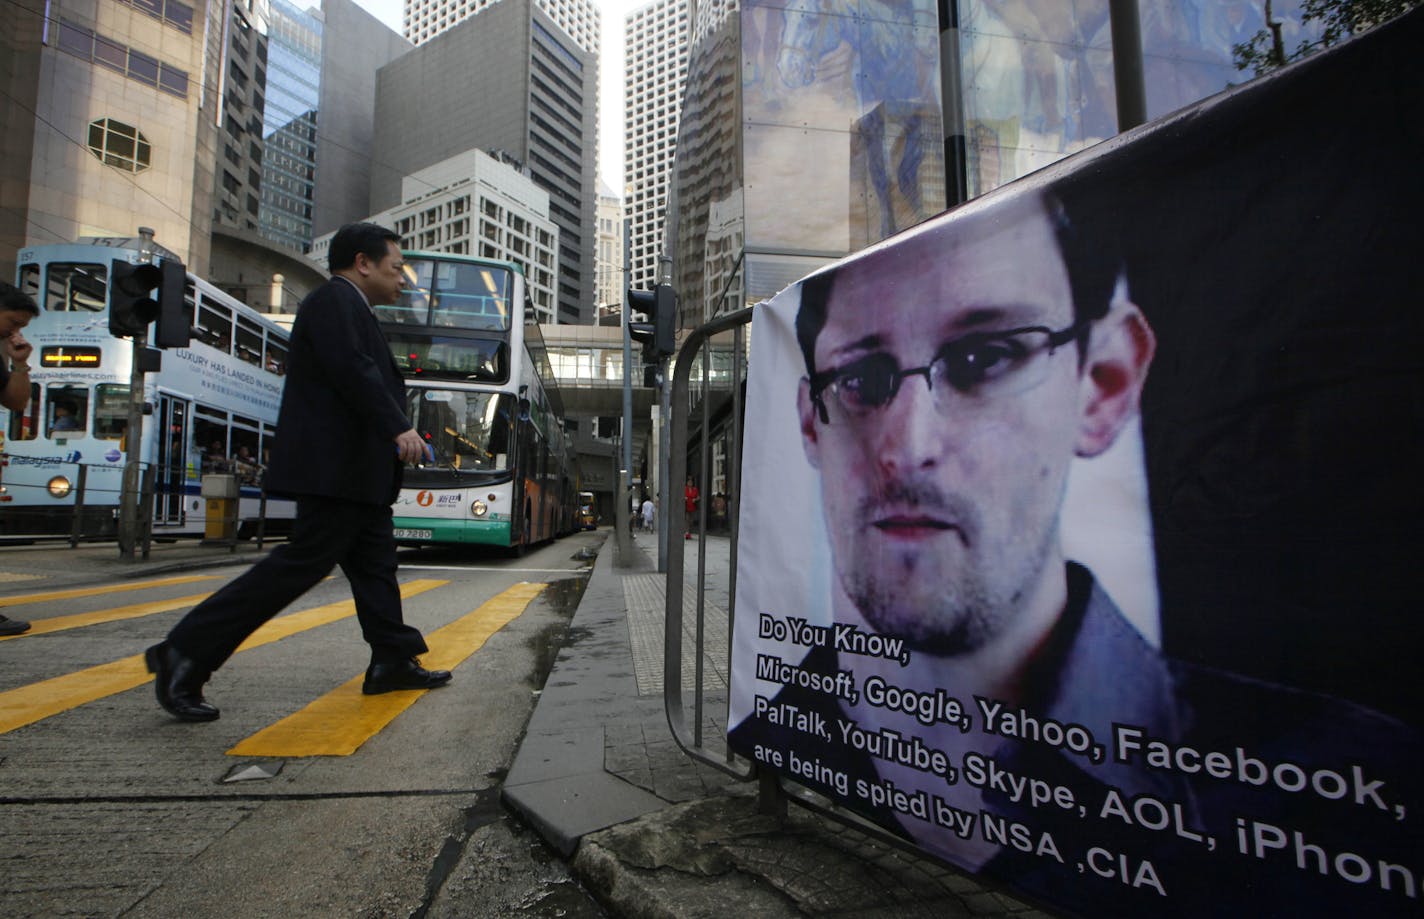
[808,321,1087,425]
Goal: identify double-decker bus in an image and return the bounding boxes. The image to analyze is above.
[375,250,577,551]
[0,240,295,539]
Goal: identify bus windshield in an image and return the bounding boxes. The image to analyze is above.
[379,258,513,331]
[409,388,513,472]
[385,331,507,383]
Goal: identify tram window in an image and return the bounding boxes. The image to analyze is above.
[264,337,287,375]
[260,423,276,468]
[193,410,229,473]
[230,422,260,485]
[93,384,129,440]
[235,317,263,367]
[45,263,107,313]
[46,385,89,436]
[18,264,40,302]
[5,384,39,441]
[195,301,232,351]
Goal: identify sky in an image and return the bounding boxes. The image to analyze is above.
[353,0,646,195]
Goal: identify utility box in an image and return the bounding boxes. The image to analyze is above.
[201,474,238,541]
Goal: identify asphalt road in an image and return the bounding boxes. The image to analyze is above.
[0,532,610,918]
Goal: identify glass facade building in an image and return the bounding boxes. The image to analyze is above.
[259,0,323,252]
[669,0,1323,323]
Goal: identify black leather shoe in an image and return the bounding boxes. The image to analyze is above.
[144,642,220,722]
[362,658,452,695]
[0,614,30,636]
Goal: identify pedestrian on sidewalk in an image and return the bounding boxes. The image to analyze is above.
[683,475,699,540]
[145,223,451,723]
[641,496,655,533]
[1,281,39,638]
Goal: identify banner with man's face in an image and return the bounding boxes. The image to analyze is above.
[727,10,1423,917]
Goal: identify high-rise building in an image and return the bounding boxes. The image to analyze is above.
[311,149,561,324]
[213,0,273,238]
[594,179,623,322]
[0,0,221,277]
[310,0,412,239]
[257,0,323,252]
[372,0,597,324]
[403,0,600,56]
[622,0,687,293]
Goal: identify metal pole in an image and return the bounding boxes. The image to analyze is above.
[69,464,87,549]
[117,330,147,560]
[620,218,634,557]
[1109,0,1147,131]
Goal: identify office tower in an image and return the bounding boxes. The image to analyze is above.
[404,0,600,56]
[0,0,220,276]
[311,0,413,238]
[372,0,597,324]
[595,179,623,322]
[213,0,273,238]
[622,0,687,293]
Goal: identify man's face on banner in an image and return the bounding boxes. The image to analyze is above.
[797,202,1121,654]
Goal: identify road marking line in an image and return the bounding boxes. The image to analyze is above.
[0,593,215,642]
[0,575,220,609]
[227,581,548,758]
[0,579,449,735]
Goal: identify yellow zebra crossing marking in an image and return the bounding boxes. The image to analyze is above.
[0,575,220,609]
[0,579,448,735]
[0,593,215,642]
[226,581,548,757]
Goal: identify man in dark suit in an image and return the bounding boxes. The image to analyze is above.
[145,223,450,722]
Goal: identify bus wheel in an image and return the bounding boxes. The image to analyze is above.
[508,505,532,558]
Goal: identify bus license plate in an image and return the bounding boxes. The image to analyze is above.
[394,528,433,540]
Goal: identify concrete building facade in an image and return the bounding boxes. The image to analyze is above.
[595,178,623,322]
[403,0,600,56]
[371,0,597,324]
[0,0,223,278]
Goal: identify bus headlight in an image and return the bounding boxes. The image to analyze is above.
[471,500,488,517]
[47,476,72,498]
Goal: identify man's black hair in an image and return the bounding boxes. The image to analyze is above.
[0,281,40,317]
[328,223,400,273]
[794,189,1122,376]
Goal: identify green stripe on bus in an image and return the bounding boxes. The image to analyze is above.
[392,517,512,546]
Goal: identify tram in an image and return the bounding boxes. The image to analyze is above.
[1,240,294,538]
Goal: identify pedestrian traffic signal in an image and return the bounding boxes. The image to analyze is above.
[152,258,190,349]
[109,259,162,338]
[626,284,677,360]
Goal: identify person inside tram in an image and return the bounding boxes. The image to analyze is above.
[50,400,81,432]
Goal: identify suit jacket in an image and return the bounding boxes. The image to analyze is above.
[264,277,410,505]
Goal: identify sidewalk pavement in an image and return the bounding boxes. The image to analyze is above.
[502,530,1054,919]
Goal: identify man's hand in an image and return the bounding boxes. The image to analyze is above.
[394,428,429,465]
[3,331,32,366]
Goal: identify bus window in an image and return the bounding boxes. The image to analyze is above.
[235,317,263,368]
[5,384,39,441]
[195,300,232,351]
[376,260,434,325]
[46,385,89,436]
[409,389,512,471]
[45,263,107,312]
[264,336,287,375]
[94,384,129,439]
[430,263,510,331]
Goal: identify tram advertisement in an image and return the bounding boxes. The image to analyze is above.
[727,13,1423,918]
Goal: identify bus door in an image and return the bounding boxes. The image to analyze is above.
[154,393,190,526]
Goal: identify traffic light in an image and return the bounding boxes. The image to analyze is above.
[653,283,675,356]
[152,258,190,349]
[626,284,677,360]
[109,259,162,337]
